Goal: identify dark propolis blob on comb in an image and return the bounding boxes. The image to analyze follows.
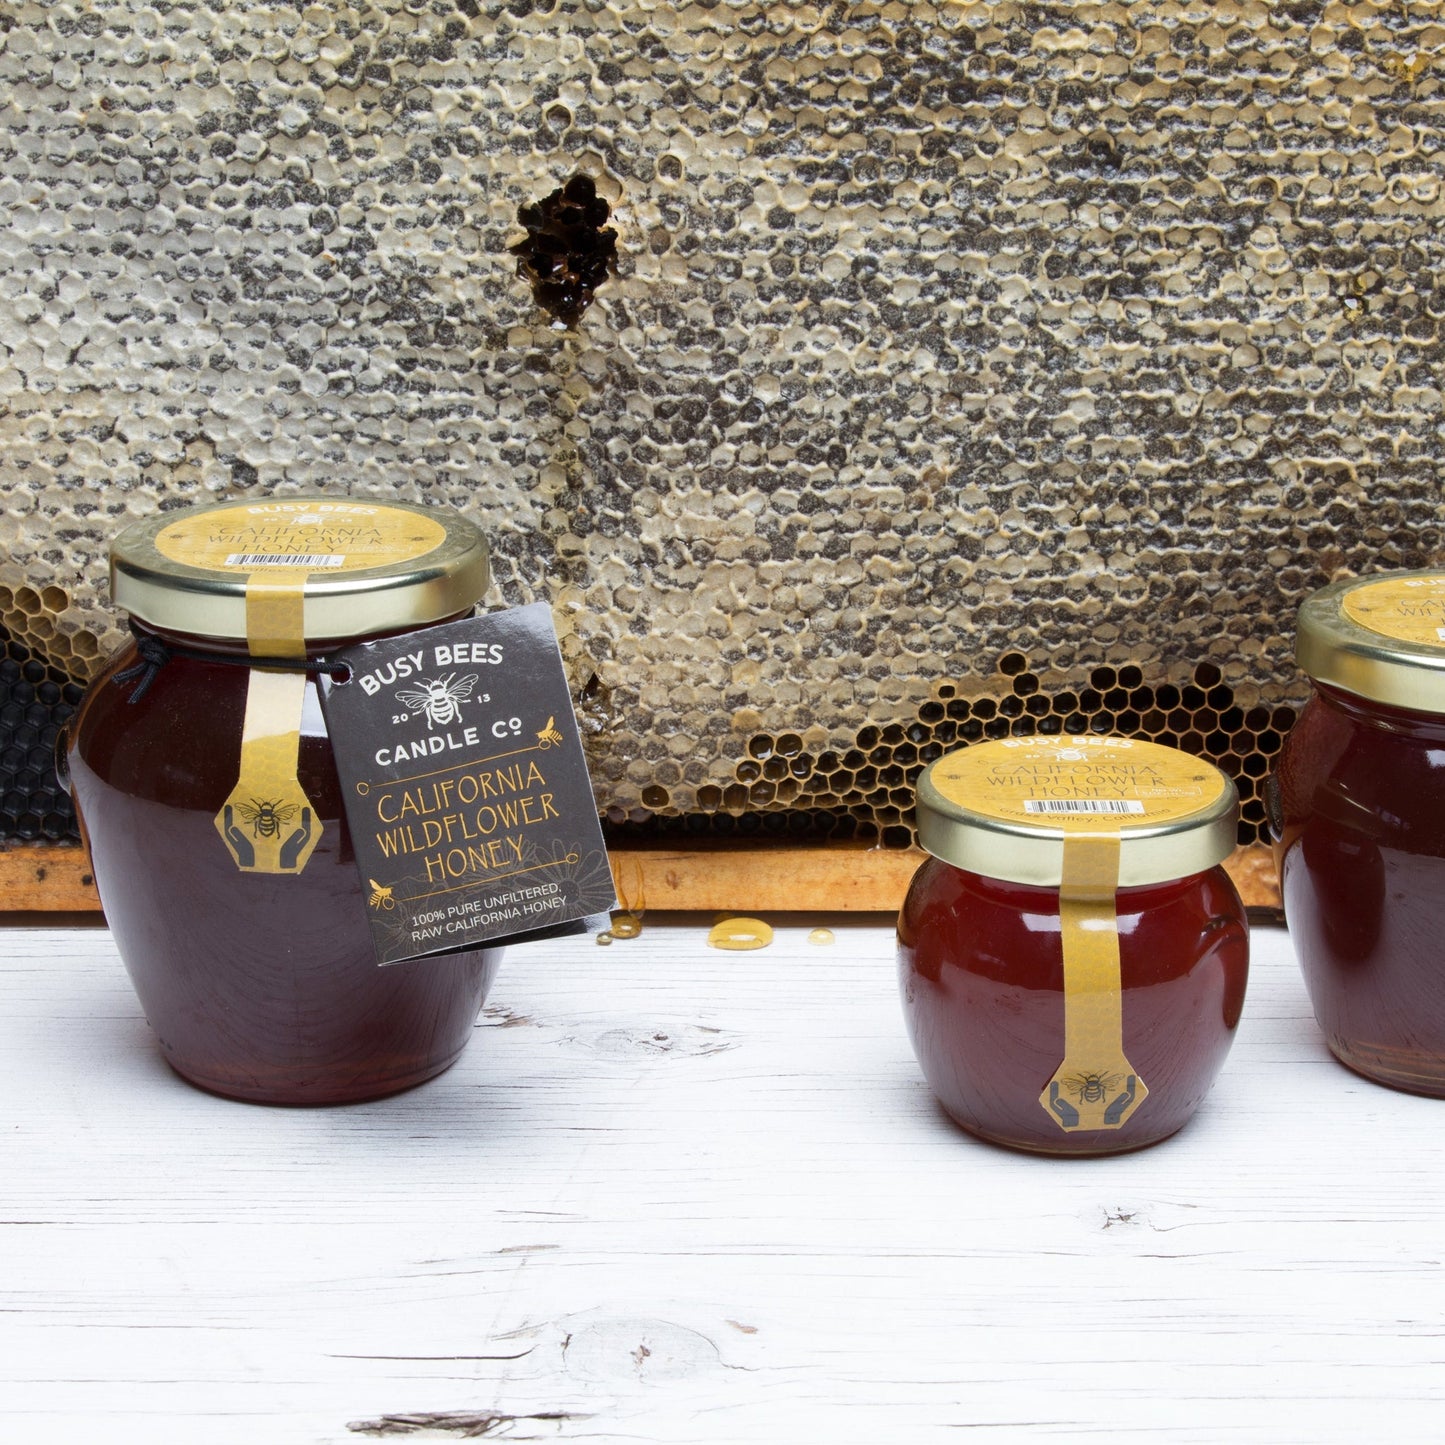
[512,175,618,326]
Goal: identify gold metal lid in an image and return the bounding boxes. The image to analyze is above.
[111,497,489,642]
[1296,570,1445,714]
[915,736,1238,888]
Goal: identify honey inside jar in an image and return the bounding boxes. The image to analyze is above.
[898,736,1249,1155]
[1273,570,1445,1096]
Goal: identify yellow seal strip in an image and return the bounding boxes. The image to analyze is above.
[215,668,321,874]
[213,566,321,874]
[244,568,309,661]
[1039,830,1148,1132]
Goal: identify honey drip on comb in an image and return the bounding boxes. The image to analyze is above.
[707,916,773,951]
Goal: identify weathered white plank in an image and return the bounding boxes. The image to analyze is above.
[3,916,1445,1443]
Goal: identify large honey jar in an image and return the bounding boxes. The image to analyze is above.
[63,497,502,1104]
[898,736,1249,1155]
[1272,570,1445,1096]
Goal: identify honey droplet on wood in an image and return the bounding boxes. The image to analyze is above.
[807,927,835,946]
[609,913,643,939]
[595,931,614,946]
[707,916,774,951]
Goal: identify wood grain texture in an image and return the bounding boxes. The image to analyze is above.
[1,840,1283,915]
[0,843,98,910]
[3,916,1442,1443]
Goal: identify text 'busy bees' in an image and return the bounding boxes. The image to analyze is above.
[354,641,505,695]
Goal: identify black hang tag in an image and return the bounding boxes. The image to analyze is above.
[318,604,617,966]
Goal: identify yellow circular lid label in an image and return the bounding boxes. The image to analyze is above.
[927,736,1227,830]
[1340,575,1445,649]
[154,500,447,575]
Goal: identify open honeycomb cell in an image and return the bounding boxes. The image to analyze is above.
[2,3,1441,850]
[0,625,83,843]
[620,651,1303,849]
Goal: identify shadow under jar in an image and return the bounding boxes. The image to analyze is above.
[898,737,1249,1156]
[64,497,502,1105]
[1272,570,1445,1097]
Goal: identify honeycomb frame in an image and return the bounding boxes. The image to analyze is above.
[3,3,1442,852]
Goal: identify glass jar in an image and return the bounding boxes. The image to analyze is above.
[64,497,502,1104]
[1271,570,1445,1096]
[898,737,1249,1155]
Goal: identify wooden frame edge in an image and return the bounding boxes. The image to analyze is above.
[2,840,1281,915]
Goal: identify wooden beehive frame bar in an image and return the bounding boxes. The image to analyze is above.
[2,841,1280,915]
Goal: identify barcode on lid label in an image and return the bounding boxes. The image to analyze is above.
[1023,799,1145,815]
[225,553,346,568]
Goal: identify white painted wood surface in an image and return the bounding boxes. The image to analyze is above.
[4,915,1445,1444]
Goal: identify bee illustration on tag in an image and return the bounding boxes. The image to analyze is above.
[367,879,396,910]
[395,673,479,729]
[237,797,297,839]
[536,715,564,748]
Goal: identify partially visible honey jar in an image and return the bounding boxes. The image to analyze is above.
[898,737,1249,1155]
[64,497,501,1104]
[1272,570,1445,1096]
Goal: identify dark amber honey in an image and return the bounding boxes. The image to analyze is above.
[68,626,501,1106]
[1273,682,1445,1096]
[1276,570,1445,1097]
[898,858,1249,1154]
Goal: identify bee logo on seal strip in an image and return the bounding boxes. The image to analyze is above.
[1065,1070,1122,1106]
[237,797,297,840]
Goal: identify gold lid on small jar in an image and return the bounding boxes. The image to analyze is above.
[1296,570,1445,714]
[915,736,1238,888]
[110,497,489,642]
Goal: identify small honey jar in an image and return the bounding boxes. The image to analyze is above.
[898,736,1249,1155]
